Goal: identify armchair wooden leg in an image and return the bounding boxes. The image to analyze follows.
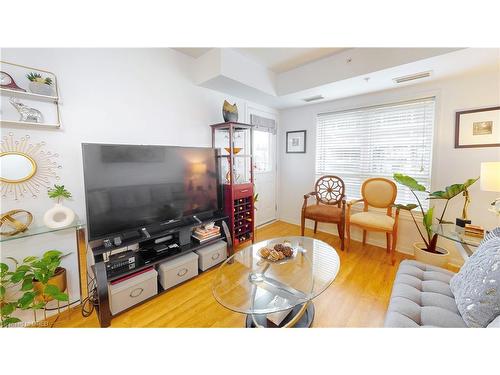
[362,230,367,245]
[314,221,318,234]
[386,233,391,254]
[336,223,343,251]
[301,213,305,236]
[391,230,398,266]
[346,223,351,252]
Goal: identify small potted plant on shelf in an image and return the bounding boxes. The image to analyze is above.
[393,174,479,267]
[0,251,69,327]
[26,72,53,96]
[43,184,75,229]
[27,250,69,305]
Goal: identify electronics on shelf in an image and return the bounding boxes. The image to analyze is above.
[105,250,137,275]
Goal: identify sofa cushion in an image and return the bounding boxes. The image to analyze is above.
[384,260,466,327]
[450,234,500,327]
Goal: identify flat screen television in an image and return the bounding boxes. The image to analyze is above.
[82,143,219,241]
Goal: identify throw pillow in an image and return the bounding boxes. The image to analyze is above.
[450,236,500,327]
[487,315,500,328]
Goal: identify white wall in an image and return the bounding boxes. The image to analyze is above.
[0,48,277,322]
[278,67,500,266]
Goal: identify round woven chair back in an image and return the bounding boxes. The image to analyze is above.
[314,175,345,205]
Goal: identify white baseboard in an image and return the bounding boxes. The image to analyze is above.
[277,217,463,268]
[278,217,413,255]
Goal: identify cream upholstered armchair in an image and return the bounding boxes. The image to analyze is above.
[346,177,400,265]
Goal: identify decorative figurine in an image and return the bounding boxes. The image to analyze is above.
[222,100,238,122]
[0,209,33,236]
[9,97,44,123]
[1,71,26,91]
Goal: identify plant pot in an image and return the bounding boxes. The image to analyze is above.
[33,267,67,303]
[29,81,53,96]
[43,202,75,229]
[413,242,449,268]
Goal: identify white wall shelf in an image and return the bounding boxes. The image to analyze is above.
[0,87,59,103]
[1,60,62,128]
[0,119,61,128]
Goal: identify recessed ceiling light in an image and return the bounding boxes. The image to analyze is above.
[303,95,324,102]
[393,71,432,84]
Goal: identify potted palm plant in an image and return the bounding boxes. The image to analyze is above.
[393,174,478,267]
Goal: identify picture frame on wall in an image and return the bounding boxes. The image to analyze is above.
[286,130,307,153]
[455,106,500,148]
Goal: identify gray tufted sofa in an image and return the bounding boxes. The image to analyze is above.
[384,260,468,327]
[384,227,500,328]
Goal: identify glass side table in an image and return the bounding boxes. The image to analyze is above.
[432,224,482,260]
[212,236,340,328]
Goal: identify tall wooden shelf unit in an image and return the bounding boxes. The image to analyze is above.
[211,122,255,248]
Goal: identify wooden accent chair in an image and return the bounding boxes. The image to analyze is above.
[301,176,346,250]
[346,177,400,265]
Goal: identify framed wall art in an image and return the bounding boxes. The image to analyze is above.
[455,106,500,148]
[286,130,307,153]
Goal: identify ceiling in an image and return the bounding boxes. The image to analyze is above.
[172,48,211,58]
[173,47,347,73]
[173,47,500,109]
[234,48,347,73]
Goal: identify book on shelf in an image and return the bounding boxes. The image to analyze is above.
[464,224,484,238]
[192,232,221,243]
[193,225,220,236]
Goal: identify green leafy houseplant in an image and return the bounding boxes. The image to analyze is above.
[26,72,53,85]
[1,257,44,327]
[0,251,68,327]
[393,174,478,254]
[48,184,72,203]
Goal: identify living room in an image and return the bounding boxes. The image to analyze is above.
[1,1,499,374]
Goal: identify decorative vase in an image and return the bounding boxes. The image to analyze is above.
[33,267,67,303]
[29,81,53,96]
[413,242,449,267]
[222,100,238,122]
[43,203,75,229]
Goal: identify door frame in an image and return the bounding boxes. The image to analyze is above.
[246,105,279,226]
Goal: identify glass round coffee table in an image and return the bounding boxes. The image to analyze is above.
[212,236,340,328]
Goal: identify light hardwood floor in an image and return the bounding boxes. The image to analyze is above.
[53,221,414,328]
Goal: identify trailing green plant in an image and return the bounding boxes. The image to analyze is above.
[1,257,44,327]
[48,184,72,203]
[0,251,68,328]
[393,174,479,254]
[26,72,53,85]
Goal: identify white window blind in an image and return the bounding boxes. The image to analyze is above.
[316,97,435,208]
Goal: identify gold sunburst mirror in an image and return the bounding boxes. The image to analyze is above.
[0,133,61,200]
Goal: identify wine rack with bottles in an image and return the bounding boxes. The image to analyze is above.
[223,183,255,247]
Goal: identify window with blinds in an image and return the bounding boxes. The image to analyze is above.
[316,97,435,209]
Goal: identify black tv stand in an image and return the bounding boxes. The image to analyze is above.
[88,214,231,327]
